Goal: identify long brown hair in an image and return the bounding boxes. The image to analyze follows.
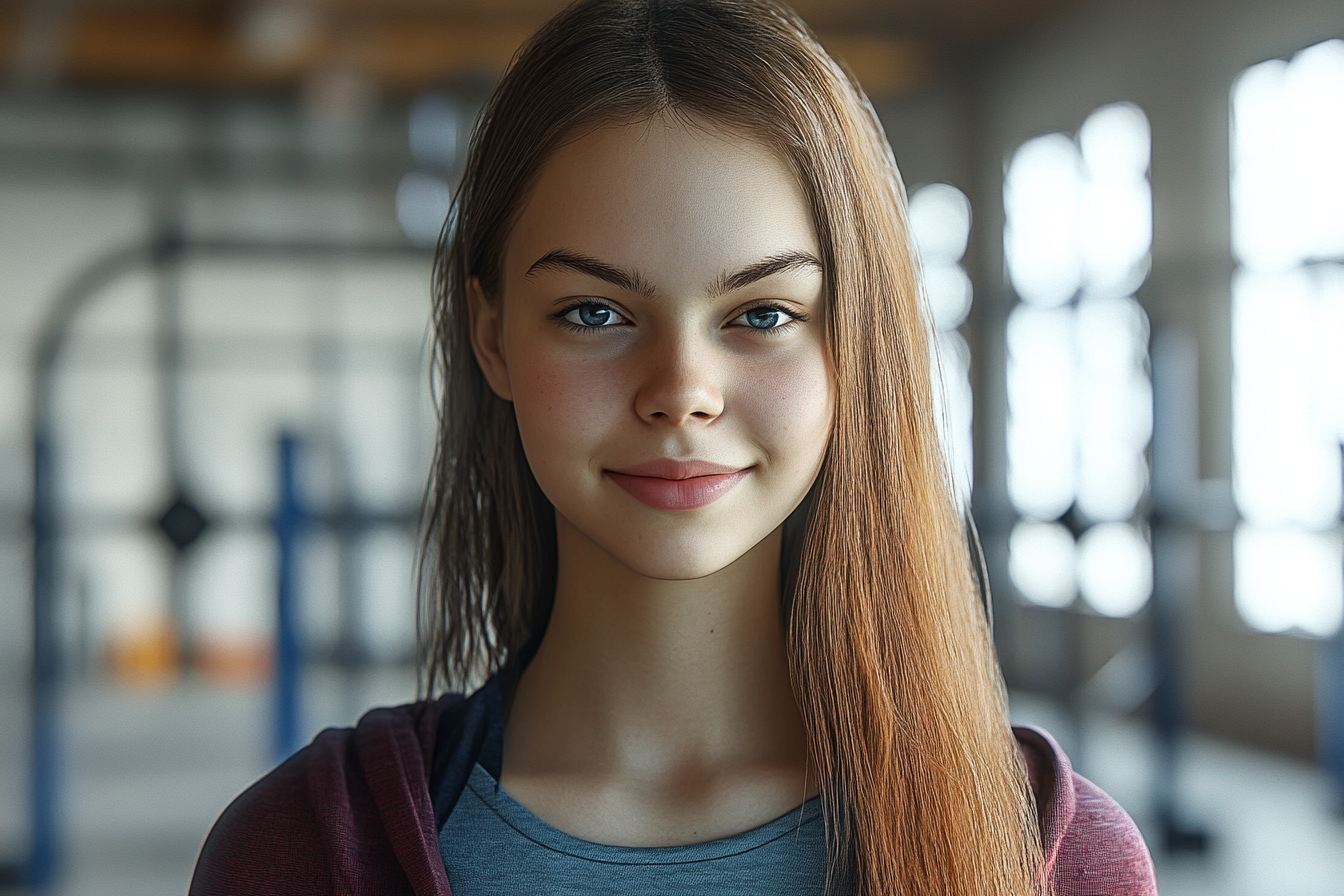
[419,1,1044,892]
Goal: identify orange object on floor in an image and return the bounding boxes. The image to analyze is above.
[193,639,274,685]
[105,620,179,686]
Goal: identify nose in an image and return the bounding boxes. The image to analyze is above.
[633,332,725,426]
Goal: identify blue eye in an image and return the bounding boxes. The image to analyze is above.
[561,303,624,328]
[744,308,783,329]
[731,305,805,334]
[579,306,612,326]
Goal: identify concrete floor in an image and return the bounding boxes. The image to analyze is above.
[0,666,419,896]
[0,673,1340,895]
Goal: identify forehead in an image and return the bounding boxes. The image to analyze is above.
[503,114,820,294]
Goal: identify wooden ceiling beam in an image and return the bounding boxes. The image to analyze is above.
[1,6,936,98]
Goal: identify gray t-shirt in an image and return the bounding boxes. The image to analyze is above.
[439,763,829,895]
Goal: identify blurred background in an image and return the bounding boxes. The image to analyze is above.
[0,0,1342,893]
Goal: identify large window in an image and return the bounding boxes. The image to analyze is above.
[1003,103,1154,618]
[1231,39,1344,638]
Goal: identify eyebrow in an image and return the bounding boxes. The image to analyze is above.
[707,251,823,297]
[525,248,823,299]
[526,249,657,298]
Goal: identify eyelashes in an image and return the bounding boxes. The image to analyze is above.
[729,304,810,334]
[554,301,629,330]
[550,300,809,336]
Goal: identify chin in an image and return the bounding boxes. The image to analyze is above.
[598,528,771,582]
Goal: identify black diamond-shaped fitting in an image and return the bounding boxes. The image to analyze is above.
[157,493,209,552]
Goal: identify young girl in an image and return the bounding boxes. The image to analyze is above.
[192,1,1158,893]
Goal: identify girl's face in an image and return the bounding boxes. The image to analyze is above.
[471,115,834,580]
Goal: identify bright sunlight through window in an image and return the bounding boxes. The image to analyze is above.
[1231,39,1344,638]
[1004,103,1154,618]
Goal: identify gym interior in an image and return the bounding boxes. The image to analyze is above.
[1,0,1342,892]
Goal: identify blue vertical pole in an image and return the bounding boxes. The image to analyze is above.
[29,432,59,889]
[274,434,304,762]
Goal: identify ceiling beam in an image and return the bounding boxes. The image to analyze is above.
[0,6,936,99]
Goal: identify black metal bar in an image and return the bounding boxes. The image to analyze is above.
[1320,628,1344,814]
[155,222,194,671]
[27,432,58,891]
[1149,329,1210,852]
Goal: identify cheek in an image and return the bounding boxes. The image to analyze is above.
[506,340,627,477]
[736,345,834,474]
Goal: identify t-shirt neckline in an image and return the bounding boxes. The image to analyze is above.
[462,762,823,866]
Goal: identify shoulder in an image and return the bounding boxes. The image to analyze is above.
[190,696,457,896]
[1014,725,1159,896]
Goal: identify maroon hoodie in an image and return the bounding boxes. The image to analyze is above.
[190,692,1158,895]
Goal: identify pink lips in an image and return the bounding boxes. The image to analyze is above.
[606,459,751,511]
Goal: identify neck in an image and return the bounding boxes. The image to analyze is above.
[503,512,807,782]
